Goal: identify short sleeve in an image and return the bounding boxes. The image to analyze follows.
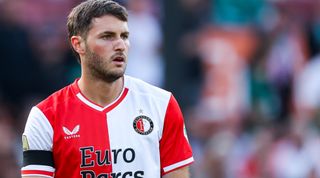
[21,106,55,177]
[159,95,194,175]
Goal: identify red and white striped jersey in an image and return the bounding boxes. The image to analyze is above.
[21,75,193,178]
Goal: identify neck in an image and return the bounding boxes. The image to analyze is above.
[77,75,124,107]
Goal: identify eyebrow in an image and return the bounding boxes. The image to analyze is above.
[121,32,130,36]
[99,31,129,36]
[99,31,115,36]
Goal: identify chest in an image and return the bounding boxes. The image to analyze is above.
[51,97,164,169]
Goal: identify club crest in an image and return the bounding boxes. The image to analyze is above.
[133,115,154,135]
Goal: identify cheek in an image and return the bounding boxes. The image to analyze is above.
[91,41,113,55]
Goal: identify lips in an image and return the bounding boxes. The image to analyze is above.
[112,54,126,62]
[113,56,124,62]
[111,54,126,66]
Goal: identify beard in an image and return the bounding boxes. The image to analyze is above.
[84,46,126,83]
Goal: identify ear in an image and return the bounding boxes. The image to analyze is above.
[71,36,86,55]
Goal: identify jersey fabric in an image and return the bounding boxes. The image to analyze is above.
[21,75,194,178]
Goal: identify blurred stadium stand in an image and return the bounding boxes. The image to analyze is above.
[1,0,320,177]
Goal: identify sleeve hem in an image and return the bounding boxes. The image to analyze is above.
[21,170,54,178]
[162,157,194,175]
[22,165,55,178]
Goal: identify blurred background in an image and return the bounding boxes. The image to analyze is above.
[1,0,320,177]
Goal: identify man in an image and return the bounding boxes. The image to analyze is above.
[21,0,194,178]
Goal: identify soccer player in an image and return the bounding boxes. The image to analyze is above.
[21,0,194,178]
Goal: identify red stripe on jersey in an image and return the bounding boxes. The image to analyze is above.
[21,170,54,177]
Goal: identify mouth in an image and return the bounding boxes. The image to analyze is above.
[112,54,126,65]
[113,56,125,62]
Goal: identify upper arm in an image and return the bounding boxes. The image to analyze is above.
[160,95,194,175]
[21,107,55,178]
[162,166,190,178]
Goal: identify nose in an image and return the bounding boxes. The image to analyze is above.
[113,38,126,51]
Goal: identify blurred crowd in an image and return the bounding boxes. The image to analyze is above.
[1,0,320,178]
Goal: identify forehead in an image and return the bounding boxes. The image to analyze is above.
[89,15,129,34]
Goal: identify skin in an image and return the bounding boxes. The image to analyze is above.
[73,15,130,107]
[163,166,190,178]
[22,14,190,178]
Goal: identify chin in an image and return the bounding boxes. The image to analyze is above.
[102,71,124,83]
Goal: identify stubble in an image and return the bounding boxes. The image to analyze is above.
[84,46,126,83]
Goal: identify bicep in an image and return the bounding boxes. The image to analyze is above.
[21,107,55,177]
[162,166,190,178]
[160,95,194,175]
[23,107,53,151]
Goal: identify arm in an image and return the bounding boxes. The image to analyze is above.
[162,166,190,178]
[21,107,55,178]
[160,95,194,176]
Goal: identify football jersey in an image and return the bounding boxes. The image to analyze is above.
[21,75,194,178]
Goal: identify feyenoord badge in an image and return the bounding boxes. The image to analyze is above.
[133,115,154,135]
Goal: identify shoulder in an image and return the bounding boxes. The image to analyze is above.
[124,75,171,102]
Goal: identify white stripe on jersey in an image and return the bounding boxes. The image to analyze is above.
[76,93,104,111]
[22,165,55,172]
[23,107,53,151]
[76,85,127,111]
[163,157,194,173]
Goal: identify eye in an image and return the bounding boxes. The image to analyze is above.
[101,34,114,40]
[121,34,129,40]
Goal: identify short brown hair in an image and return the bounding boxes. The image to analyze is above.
[67,0,128,61]
[67,0,128,39]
